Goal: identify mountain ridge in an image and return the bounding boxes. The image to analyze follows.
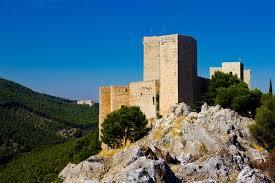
[0,78,99,164]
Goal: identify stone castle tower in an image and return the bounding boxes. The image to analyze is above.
[98,34,252,140]
[99,34,206,138]
[143,34,197,114]
[210,62,251,88]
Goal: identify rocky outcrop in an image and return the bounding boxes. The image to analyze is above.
[59,103,273,183]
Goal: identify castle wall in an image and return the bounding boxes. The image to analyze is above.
[99,86,129,139]
[222,62,244,80]
[143,37,160,81]
[178,35,197,106]
[159,35,179,115]
[244,69,251,88]
[210,67,222,78]
[99,87,111,138]
[110,86,130,112]
[210,62,251,88]
[129,80,159,120]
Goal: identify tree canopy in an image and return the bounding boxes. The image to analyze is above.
[207,71,242,105]
[250,94,275,150]
[205,72,262,117]
[215,83,262,117]
[101,106,149,148]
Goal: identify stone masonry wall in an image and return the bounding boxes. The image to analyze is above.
[209,67,222,78]
[178,35,197,106]
[143,37,160,81]
[99,87,111,138]
[129,80,159,120]
[222,62,244,80]
[244,69,251,88]
[99,86,129,140]
[110,86,130,112]
[210,62,251,88]
[159,34,179,115]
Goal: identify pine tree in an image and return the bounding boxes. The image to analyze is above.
[101,106,149,148]
[269,78,273,95]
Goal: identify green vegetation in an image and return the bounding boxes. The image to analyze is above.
[0,129,100,183]
[0,106,64,164]
[206,71,241,105]
[215,83,262,117]
[0,78,99,164]
[250,94,275,150]
[0,78,98,128]
[206,73,274,151]
[101,106,149,148]
[205,72,262,117]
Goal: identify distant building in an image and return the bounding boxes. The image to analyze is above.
[210,62,251,88]
[77,100,95,107]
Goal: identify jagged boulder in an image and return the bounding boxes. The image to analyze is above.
[237,166,272,183]
[59,103,273,183]
[60,156,108,183]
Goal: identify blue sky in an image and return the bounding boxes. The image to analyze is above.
[0,0,274,101]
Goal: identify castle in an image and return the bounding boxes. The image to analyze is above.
[210,62,251,88]
[99,34,251,135]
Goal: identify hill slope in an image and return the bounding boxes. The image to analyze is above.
[59,103,274,182]
[0,78,98,127]
[0,78,99,164]
[0,129,100,183]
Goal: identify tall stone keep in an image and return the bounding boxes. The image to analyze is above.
[143,36,160,81]
[159,35,197,115]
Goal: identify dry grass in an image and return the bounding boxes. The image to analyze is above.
[251,149,275,181]
[99,143,132,158]
[152,127,164,141]
[197,143,208,155]
[252,143,265,152]
[167,116,185,138]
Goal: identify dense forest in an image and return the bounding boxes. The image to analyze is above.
[0,78,99,164]
[0,129,100,183]
[0,78,98,127]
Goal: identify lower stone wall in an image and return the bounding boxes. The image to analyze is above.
[129,80,159,121]
[99,87,111,139]
[99,86,129,140]
[110,86,130,112]
[244,69,251,88]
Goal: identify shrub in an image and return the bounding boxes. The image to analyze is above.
[206,71,242,105]
[215,83,262,117]
[249,94,275,150]
[101,106,149,148]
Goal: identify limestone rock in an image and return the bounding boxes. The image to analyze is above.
[237,166,272,183]
[59,103,274,183]
[59,156,108,183]
[59,162,76,180]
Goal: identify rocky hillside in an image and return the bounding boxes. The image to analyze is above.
[59,103,274,183]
